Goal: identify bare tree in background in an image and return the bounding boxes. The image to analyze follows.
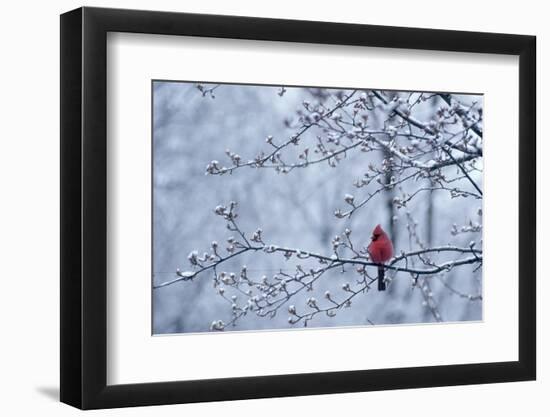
[154,85,483,331]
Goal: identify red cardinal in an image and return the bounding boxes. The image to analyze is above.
[367,224,394,291]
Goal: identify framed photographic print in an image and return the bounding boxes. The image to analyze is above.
[60,6,536,409]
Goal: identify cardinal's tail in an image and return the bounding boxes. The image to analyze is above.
[377,265,386,291]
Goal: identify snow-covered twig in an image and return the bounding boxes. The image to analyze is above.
[154,203,483,330]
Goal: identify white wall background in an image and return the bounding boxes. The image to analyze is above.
[0,0,544,415]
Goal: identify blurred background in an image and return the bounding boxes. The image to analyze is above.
[152,81,483,334]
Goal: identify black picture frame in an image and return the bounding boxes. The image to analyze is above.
[60,6,536,410]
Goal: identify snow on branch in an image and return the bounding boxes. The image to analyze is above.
[153,202,483,329]
[204,89,483,220]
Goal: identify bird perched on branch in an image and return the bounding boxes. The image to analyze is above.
[367,224,394,291]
